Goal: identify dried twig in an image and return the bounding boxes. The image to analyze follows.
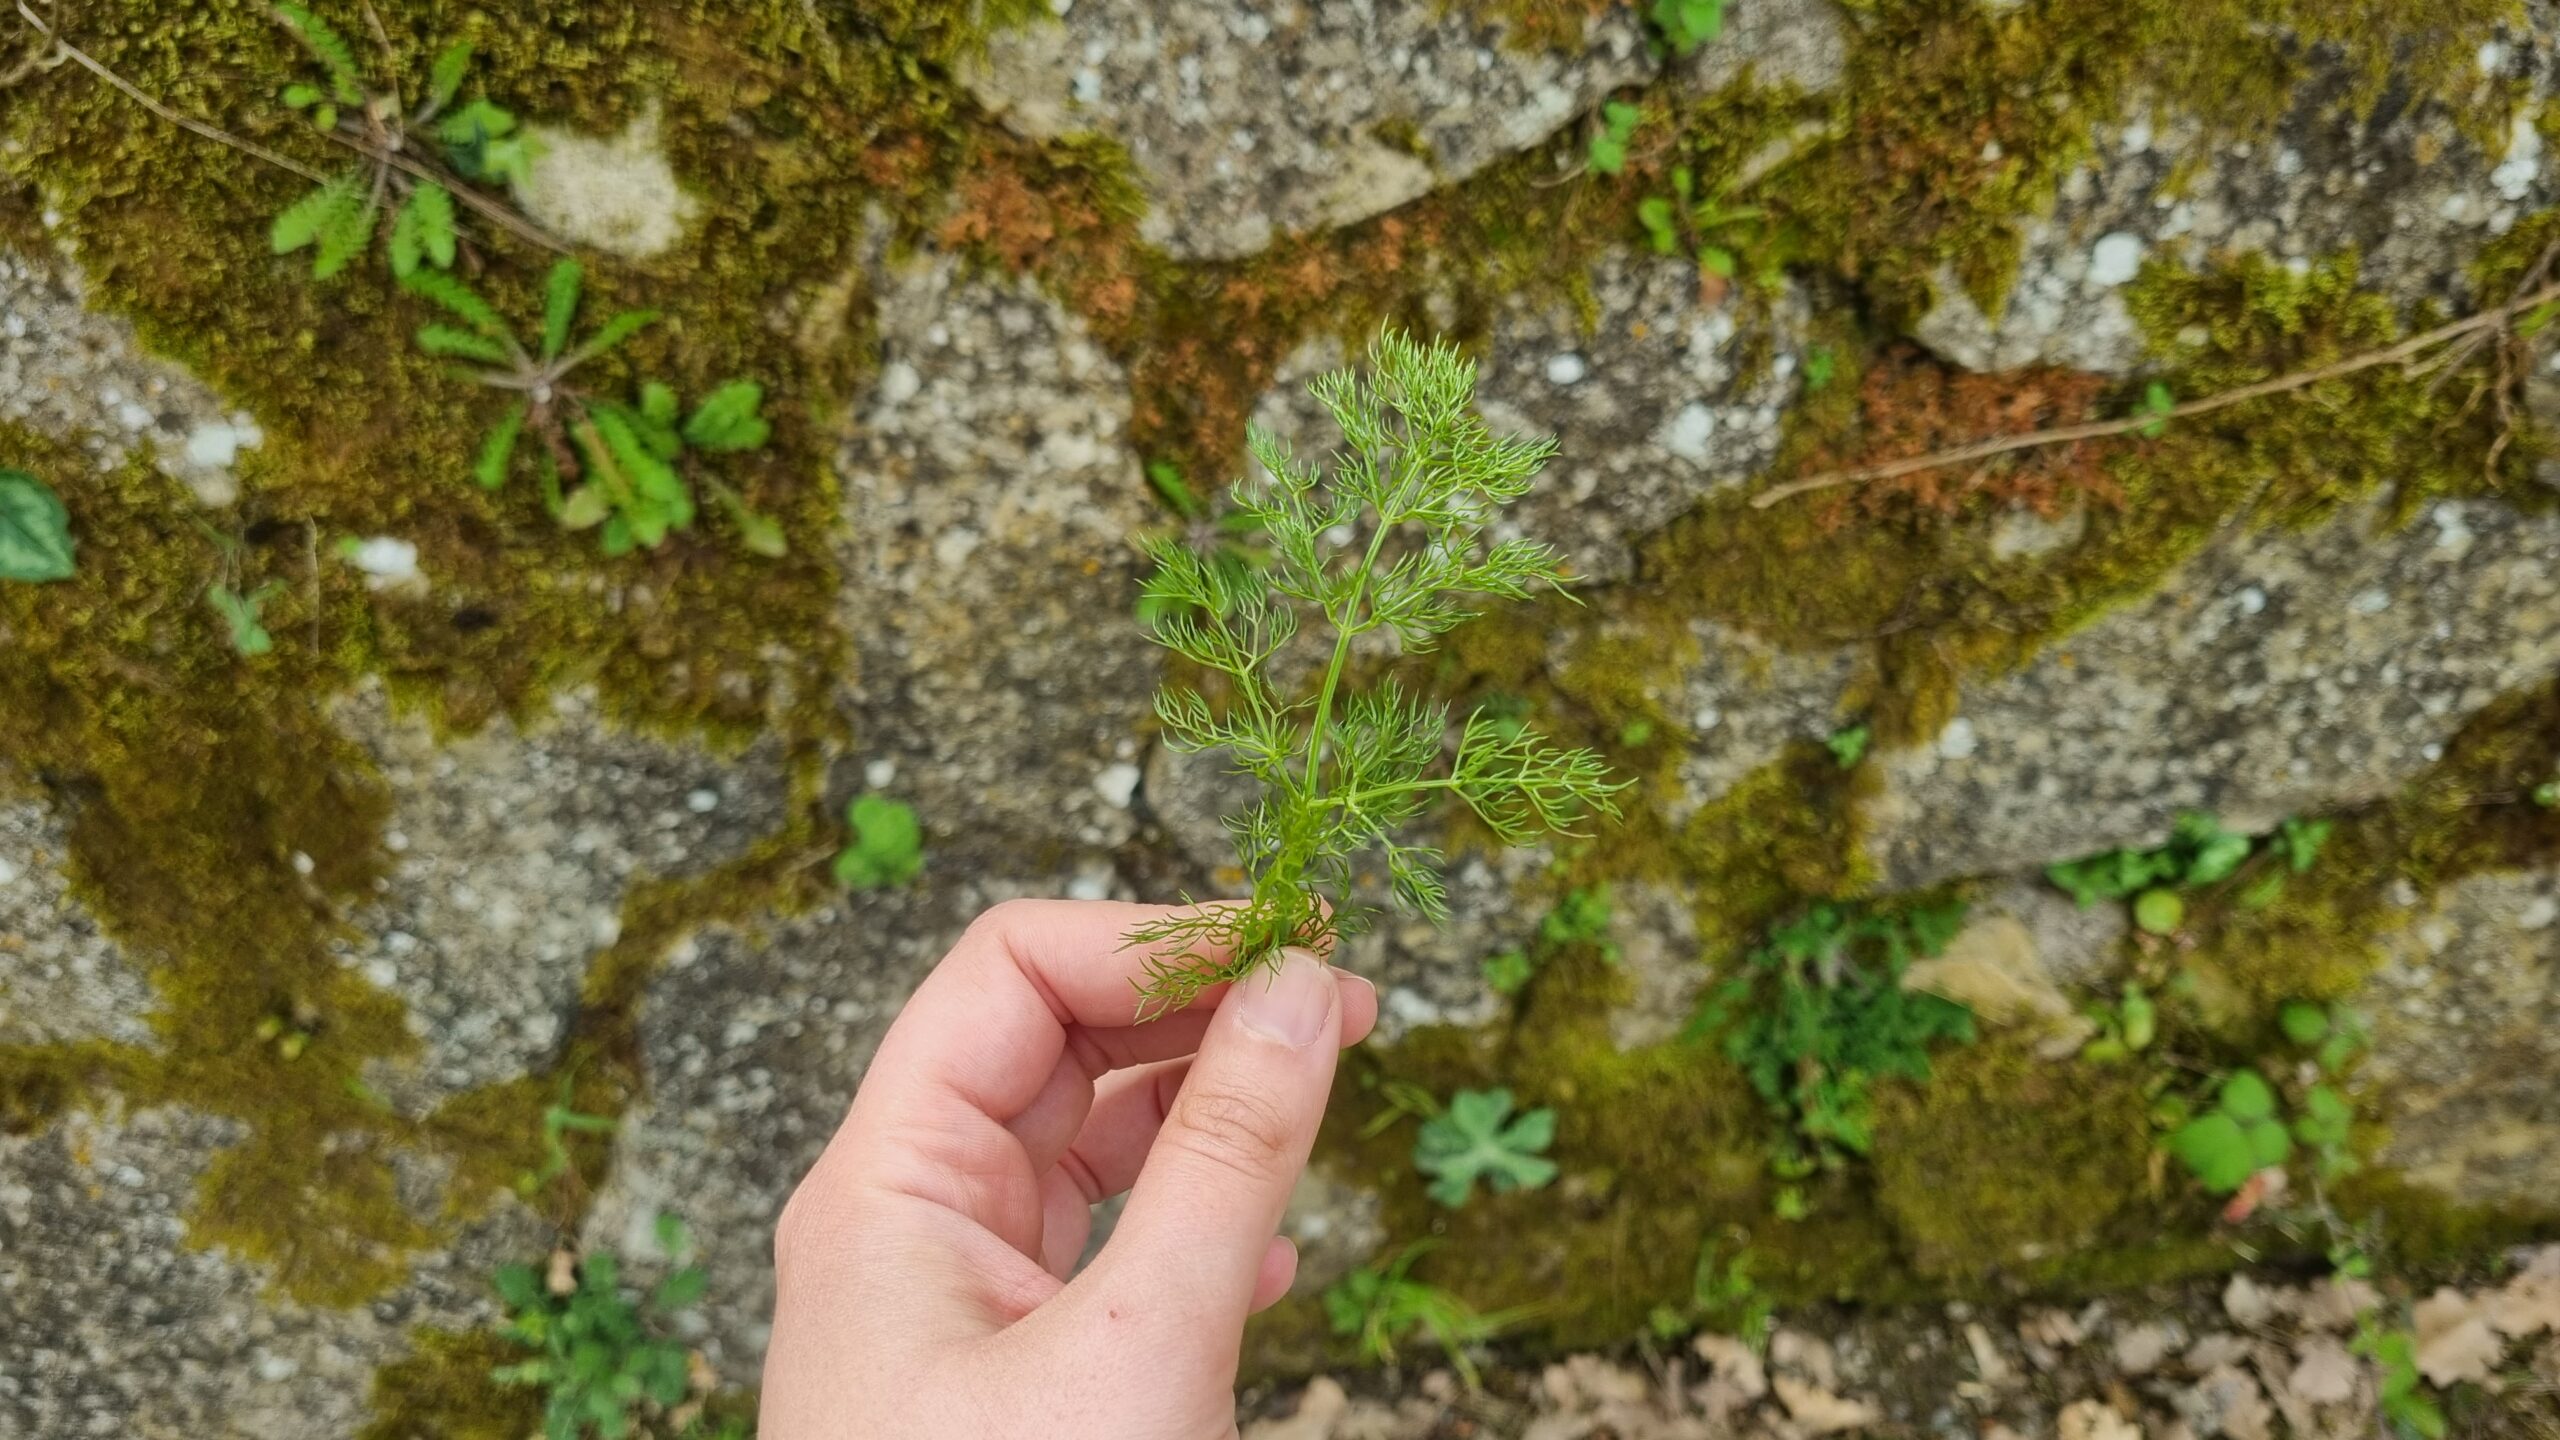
[1752,270,2560,509]
[15,0,566,256]
[16,0,329,181]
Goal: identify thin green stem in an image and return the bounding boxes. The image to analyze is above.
[1298,503,1397,796]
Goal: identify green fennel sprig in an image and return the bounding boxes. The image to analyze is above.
[1125,332,1627,1019]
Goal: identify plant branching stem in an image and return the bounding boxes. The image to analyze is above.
[16,0,329,182]
[16,0,567,256]
[1751,273,2560,509]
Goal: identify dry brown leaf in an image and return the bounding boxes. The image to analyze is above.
[2190,1364,2274,1440]
[1773,1374,1883,1435]
[2487,1268,2560,1339]
[2414,1287,2505,1387]
[2286,1337,2361,1407]
[2060,1398,2143,1440]
[1694,1334,1770,1400]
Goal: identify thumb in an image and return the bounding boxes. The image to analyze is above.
[1079,946,1342,1347]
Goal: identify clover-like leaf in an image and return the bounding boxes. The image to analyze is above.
[2167,1112,2256,1193]
[834,793,923,890]
[1413,1086,1557,1208]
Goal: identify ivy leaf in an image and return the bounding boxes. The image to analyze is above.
[834,793,924,890]
[682,381,771,452]
[1413,1086,1558,1207]
[0,470,77,581]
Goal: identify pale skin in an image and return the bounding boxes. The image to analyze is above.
[762,900,1380,1440]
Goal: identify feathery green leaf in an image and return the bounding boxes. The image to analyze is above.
[399,268,511,338]
[540,260,582,361]
[415,324,512,364]
[475,400,530,489]
[1123,333,1624,1018]
[274,2,366,104]
[682,381,770,451]
[388,182,458,277]
[426,40,473,112]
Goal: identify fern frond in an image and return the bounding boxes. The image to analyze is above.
[399,269,512,339]
[273,2,366,105]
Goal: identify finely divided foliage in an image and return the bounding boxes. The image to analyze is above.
[1127,333,1625,1018]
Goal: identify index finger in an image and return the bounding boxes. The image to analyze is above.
[855,899,1255,1128]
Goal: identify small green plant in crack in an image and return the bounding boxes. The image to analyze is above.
[1322,1240,1535,1389]
[404,261,783,556]
[492,1216,725,1440]
[2156,1001,2364,1198]
[1694,899,1974,1201]
[1646,0,1725,56]
[1639,166,1781,289]
[1125,333,1626,1017]
[1483,884,1619,996]
[1586,99,1642,176]
[207,580,288,656]
[268,3,535,279]
[1647,1232,1772,1345]
[2358,1312,2449,1440]
[2048,811,2331,935]
[1823,721,1870,769]
[833,792,924,891]
[1413,1086,1558,1207]
[516,1074,617,1201]
[0,469,75,582]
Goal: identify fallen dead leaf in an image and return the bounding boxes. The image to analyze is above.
[1694,1334,1770,1400]
[2224,1275,2274,1328]
[2487,1266,2560,1340]
[2413,1287,2505,1387]
[1967,1322,2017,1389]
[2291,1277,2382,1334]
[1243,1377,1349,1440]
[2286,1336,2361,1407]
[2059,1398,2143,1440]
[1774,1374,1883,1435]
[2187,1363,2274,1440]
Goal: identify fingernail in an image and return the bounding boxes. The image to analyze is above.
[1332,967,1376,1006]
[1235,948,1334,1048]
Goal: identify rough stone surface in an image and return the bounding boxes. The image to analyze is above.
[1673,618,1860,821]
[2365,865,2560,1205]
[336,684,788,1104]
[0,248,263,505]
[964,0,1654,260]
[1866,496,2560,888]
[1251,254,1812,585]
[0,1105,543,1439]
[0,800,154,1050]
[1914,67,2560,374]
[1688,0,1851,96]
[835,258,1160,865]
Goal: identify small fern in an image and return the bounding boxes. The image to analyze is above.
[1127,333,1625,1017]
[266,7,534,279]
[405,261,784,557]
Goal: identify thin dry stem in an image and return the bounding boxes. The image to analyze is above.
[1752,272,2560,509]
[17,0,330,182]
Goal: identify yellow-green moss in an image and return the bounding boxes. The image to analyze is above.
[357,1328,544,1440]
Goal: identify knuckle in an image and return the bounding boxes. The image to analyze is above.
[1166,1082,1299,1185]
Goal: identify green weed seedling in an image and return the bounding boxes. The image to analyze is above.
[834,793,924,891]
[2358,1313,2449,1440]
[1647,0,1725,55]
[492,1215,715,1440]
[1824,722,1870,769]
[268,4,531,279]
[2077,980,2157,1064]
[1488,882,1622,993]
[0,470,75,582]
[1125,333,1624,1016]
[1322,1240,1535,1389]
[1639,166,1780,288]
[208,581,288,656]
[1697,899,1974,1200]
[1648,1234,1772,1345]
[404,261,783,556]
[1587,100,1642,175]
[516,1074,617,1200]
[2159,1005,2362,1196]
[1413,1086,1558,1207]
[2048,811,2332,933]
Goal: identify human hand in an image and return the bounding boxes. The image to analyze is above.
[762,900,1379,1439]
